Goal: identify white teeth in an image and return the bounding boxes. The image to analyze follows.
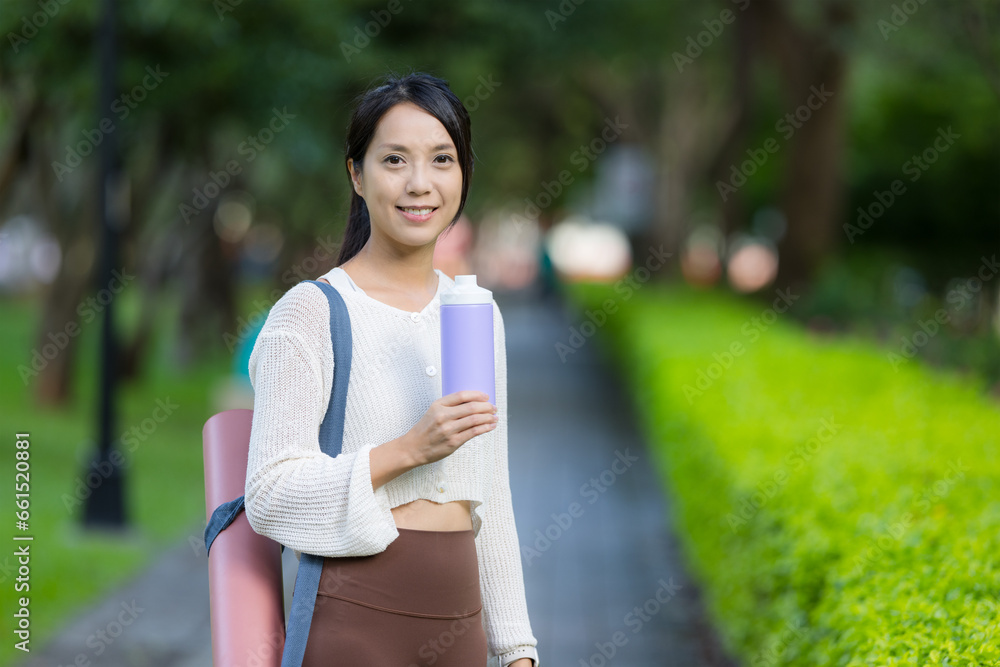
[400,207,434,215]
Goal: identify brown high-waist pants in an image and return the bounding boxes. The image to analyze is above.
[302,527,488,666]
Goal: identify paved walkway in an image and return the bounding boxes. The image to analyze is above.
[15,282,735,667]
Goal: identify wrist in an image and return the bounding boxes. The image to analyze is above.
[392,432,424,470]
[370,436,420,491]
[499,647,538,667]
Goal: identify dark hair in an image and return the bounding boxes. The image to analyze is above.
[336,71,474,266]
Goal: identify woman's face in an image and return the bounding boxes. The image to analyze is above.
[349,101,463,252]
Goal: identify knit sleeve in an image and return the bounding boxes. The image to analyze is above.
[243,285,399,557]
[476,303,540,667]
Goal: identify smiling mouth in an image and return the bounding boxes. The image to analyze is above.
[397,206,438,216]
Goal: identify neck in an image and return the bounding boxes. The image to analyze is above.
[344,240,438,293]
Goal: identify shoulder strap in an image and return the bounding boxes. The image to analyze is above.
[309,279,352,459]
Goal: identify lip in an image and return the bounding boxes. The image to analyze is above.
[396,206,438,222]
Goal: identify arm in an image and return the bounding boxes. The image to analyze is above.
[243,284,405,557]
[476,303,540,667]
[370,434,421,490]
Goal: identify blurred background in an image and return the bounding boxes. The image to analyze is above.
[1,0,998,665]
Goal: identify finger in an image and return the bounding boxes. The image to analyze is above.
[455,399,496,419]
[455,411,498,434]
[440,390,491,407]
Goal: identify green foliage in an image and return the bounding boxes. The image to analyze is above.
[795,248,1000,387]
[567,280,1000,665]
[843,48,1000,258]
[4,0,997,303]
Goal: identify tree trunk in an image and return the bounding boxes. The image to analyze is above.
[651,58,741,267]
[752,0,854,290]
[31,121,99,406]
[777,53,847,290]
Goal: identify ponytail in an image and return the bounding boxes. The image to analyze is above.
[337,189,371,266]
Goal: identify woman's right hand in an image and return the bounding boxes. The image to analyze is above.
[403,390,498,467]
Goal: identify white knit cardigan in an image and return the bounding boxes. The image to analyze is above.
[243,266,539,667]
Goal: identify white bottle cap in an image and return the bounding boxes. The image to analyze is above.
[441,274,493,305]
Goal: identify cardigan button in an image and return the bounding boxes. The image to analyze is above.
[437,481,446,493]
[410,312,420,322]
[425,365,437,376]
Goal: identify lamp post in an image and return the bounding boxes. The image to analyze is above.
[83,0,127,529]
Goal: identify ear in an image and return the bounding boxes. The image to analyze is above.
[347,158,363,197]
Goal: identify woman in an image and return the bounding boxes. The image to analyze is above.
[243,71,540,667]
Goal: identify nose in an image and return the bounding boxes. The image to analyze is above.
[406,161,432,196]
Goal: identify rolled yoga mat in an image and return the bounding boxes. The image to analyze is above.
[203,409,286,667]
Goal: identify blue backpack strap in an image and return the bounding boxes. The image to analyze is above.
[280,279,352,667]
[309,280,352,458]
[204,496,245,557]
[206,496,286,556]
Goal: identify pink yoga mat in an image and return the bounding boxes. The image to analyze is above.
[203,409,285,667]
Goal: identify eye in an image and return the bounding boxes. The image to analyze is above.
[384,155,403,165]
[435,154,455,164]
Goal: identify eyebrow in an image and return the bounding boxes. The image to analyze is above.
[377,143,455,152]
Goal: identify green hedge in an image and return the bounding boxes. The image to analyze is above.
[566,281,1000,665]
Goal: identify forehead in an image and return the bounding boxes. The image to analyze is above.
[372,102,453,150]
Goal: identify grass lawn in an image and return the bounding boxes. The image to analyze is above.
[0,285,250,667]
[566,279,1000,665]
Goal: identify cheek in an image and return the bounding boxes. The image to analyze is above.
[372,175,403,203]
[445,172,464,198]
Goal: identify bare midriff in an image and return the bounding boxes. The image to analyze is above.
[391,499,473,531]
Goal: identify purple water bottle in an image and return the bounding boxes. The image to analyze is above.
[440,275,495,405]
